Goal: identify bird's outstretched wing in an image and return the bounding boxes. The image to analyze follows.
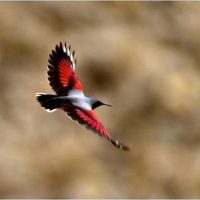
[47,42,83,95]
[64,107,129,150]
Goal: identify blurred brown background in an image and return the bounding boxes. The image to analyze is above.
[0,2,200,198]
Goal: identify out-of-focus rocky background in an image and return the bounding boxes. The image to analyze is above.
[0,2,200,198]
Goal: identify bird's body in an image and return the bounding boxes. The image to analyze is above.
[36,42,129,150]
[66,89,93,110]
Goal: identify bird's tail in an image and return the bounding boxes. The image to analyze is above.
[36,93,63,112]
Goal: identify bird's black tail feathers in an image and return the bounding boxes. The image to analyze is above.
[36,93,63,112]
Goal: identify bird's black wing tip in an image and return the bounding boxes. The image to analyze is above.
[110,139,130,151]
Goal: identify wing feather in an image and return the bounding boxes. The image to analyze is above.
[64,107,129,150]
[47,42,83,95]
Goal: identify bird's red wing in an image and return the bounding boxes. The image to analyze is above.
[65,107,110,139]
[47,42,83,95]
[64,107,129,150]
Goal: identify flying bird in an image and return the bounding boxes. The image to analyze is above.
[36,42,129,150]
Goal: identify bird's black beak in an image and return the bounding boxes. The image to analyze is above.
[103,103,112,107]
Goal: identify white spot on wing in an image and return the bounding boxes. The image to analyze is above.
[65,44,76,70]
[63,45,67,53]
[70,54,73,63]
[67,48,70,56]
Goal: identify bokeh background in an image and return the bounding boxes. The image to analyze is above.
[1,2,200,198]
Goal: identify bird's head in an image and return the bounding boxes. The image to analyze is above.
[90,98,112,110]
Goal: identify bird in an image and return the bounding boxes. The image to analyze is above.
[36,42,129,151]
